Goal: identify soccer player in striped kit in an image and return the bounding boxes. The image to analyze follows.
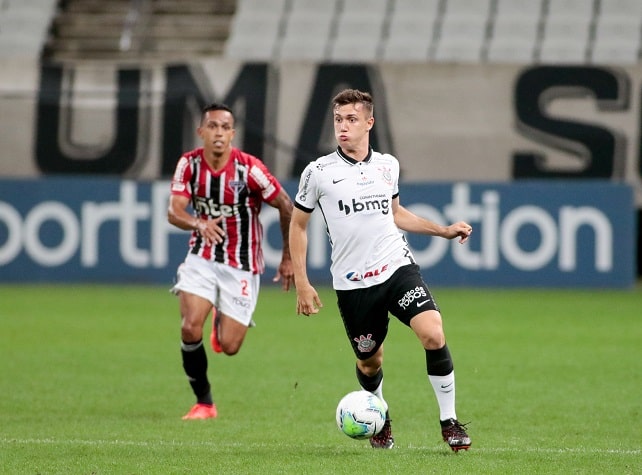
[168,103,293,420]
[290,89,472,450]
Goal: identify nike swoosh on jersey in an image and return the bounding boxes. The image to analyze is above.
[417,299,432,307]
[332,178,346,184]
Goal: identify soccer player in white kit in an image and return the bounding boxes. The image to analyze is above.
[289,89,473,451]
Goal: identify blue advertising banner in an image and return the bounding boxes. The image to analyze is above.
[0,178,635,288]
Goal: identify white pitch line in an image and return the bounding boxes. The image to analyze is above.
[1,438,640,456]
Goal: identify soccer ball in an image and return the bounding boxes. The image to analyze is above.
[335,390,386,439]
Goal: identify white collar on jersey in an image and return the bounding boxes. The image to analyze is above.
[336,146,373,165]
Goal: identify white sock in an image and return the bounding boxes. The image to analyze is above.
[428,371,456,421]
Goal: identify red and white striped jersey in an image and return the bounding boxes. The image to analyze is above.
[170,147,282,274]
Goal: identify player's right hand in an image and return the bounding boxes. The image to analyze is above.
[296,284,323,316]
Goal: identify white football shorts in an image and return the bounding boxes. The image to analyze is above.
[171,253,260,326]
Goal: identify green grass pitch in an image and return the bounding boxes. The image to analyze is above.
[1,284,640,474]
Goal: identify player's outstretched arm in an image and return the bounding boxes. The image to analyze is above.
[392,199,472,244]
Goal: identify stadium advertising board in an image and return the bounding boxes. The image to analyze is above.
[0,178,634,287]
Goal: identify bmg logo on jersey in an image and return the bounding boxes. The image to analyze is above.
[398,286,428,310]
[194,197,240,217]
[338,195,390,215]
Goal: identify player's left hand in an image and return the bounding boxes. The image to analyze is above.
[447,221,473,244]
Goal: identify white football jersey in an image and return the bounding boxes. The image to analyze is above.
[294,147,415,290]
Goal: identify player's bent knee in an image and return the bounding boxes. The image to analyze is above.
[421,334,446,350]
[220,338,243,355]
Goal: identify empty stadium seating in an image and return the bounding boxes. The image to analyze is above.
[277,0,338,61]
[223,0,642,64]
[381,1,440,62]
[592,1,642,64]
[434,0,492,62]
[486,0,543,63]
[2,0,641,64]
[45,0,235,61]
[224,2,284,61]
[538,0,593,63]
[328,0,389,62]
[0,0,58,59]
